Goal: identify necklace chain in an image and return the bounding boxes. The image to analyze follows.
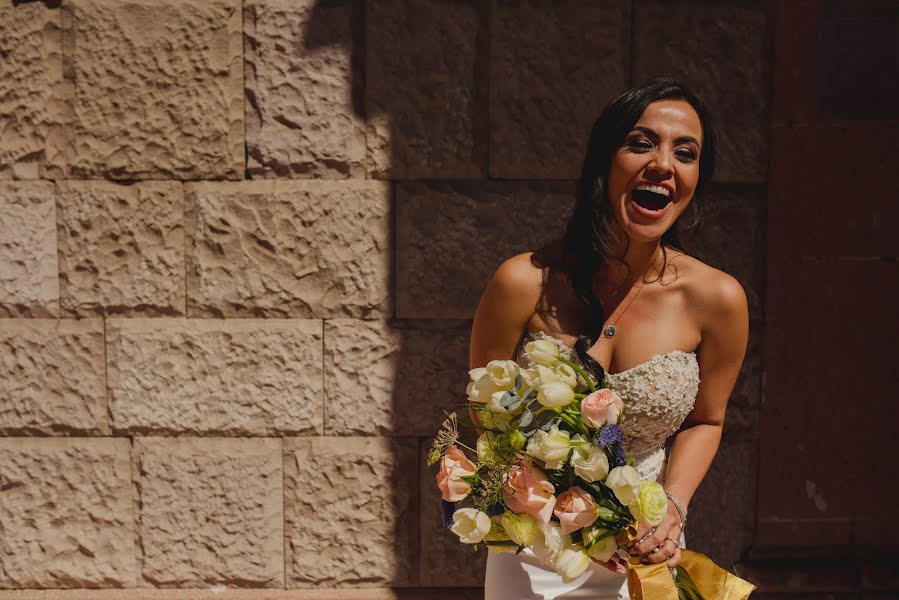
[601,280,644,338]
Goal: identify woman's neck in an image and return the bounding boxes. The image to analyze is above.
[596,238,664,292]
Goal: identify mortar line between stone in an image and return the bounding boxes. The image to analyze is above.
[282,435,288,589]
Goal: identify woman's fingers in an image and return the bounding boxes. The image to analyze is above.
[665,546,682,569]
[590,556,628,574]
[631,522,670,557]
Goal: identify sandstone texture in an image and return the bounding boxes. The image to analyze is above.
[0,438,135,587]
[132,437,283,587]
[324,319,470,436]
[683,184,766,319]
[686,438,757,568]
[0,181,59,316]
[57,181,185,316]
[418,441,486,586]
[633,0,769,182]
[723,322,762,436]
[0,589,485,600]
[106,318,322,435]
[62,0,243,179]
[0,318,106,435]
[245,0,365,178]
[186,181,390,318]
[0,3,64,179]
[490,0,630,179]
[284,437,418,587]
[366,0,484,179]
[397,181,574,318]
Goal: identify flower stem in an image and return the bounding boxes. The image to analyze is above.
[559,357,597,393]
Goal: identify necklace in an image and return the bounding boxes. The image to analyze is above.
[601,279,645,339]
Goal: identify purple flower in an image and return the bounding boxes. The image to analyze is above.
[594,424,626,468]
[440,500,456,528]
[595,424,623,448]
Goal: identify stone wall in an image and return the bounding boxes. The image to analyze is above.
[0,1,769,598]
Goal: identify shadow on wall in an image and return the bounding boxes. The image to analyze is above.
[295,0,769,592]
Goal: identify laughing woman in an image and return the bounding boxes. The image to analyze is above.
[470,78,749,599]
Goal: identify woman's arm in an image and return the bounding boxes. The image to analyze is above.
[468,253,543,429]
[629,271,749,568]
[470,252,543,367]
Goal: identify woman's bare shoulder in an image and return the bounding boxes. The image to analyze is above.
[667,250,748,321]
[488,251,544,308]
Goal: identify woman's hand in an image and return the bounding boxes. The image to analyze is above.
[626,502,683,569]
[590,554,628,575]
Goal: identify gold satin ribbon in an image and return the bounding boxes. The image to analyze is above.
[626,550,756,599]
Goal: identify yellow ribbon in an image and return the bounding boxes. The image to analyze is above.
[626,549,756,600]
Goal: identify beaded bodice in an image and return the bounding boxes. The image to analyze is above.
[516,330,700,481]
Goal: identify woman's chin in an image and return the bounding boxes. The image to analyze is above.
[620,199,677,241]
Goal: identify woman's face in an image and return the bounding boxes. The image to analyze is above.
[606,99,703,244]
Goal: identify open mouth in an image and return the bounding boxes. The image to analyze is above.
[631,187,672,212]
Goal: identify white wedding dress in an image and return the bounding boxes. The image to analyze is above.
[484,330,700,600]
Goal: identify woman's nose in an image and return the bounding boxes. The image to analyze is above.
[646,149,674,176]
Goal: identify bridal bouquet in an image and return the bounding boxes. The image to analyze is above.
[428,339,755,599]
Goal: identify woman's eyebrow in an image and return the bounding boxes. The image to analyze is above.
[631,126,700,147]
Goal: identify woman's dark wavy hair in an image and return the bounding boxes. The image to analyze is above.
[562,77,718,383]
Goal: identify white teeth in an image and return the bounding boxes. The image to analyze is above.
[634,184,671,197]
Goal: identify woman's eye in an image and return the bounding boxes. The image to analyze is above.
[676,149,697,161]
[627,139,652,150]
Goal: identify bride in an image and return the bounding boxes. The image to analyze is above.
[470,78,749,599]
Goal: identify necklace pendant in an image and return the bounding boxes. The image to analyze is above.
[603,325,617,338]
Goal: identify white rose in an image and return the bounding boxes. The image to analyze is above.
[525,339,561,366]
[606,465,641,506]
[526,424,572,469]
[450,508,491,544]
[553,363,578,388]
[531,520,568,565]
[485,359,519,390]
[554,544,591,583]
[537,381,575,408]
[501,511,541,547]
[468,367,487,383]
[569,436,610,482]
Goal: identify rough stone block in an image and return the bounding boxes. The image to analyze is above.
[0,437,135,587]
[723,321,761,436]
[397,181,573,319]
[688,438,757,568]
[284,437,419,587]
[186,181,390,318]
[133,437,283,587]
[62,0,243,179]
[57,181,185,316]
[324,319,471,436]
[419,440,486,586]
[0,589,486,600]
[0,3,64,179]
[0,181,58,316]
[633,0,769,182]
[245,0,365,178]
[107,318,322,435]
[490,0,629,179]
[682,184,766,319]
[366,0,484,179]
[0,318,106,435]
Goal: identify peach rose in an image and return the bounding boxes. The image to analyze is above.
[502,457,557,523]
[553,486,599,535]
[580,388,624,429]
[436,446,477,502]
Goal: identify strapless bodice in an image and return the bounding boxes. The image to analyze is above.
[516,330,700,481]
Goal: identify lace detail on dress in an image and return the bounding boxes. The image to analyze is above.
[517,330,700,479]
